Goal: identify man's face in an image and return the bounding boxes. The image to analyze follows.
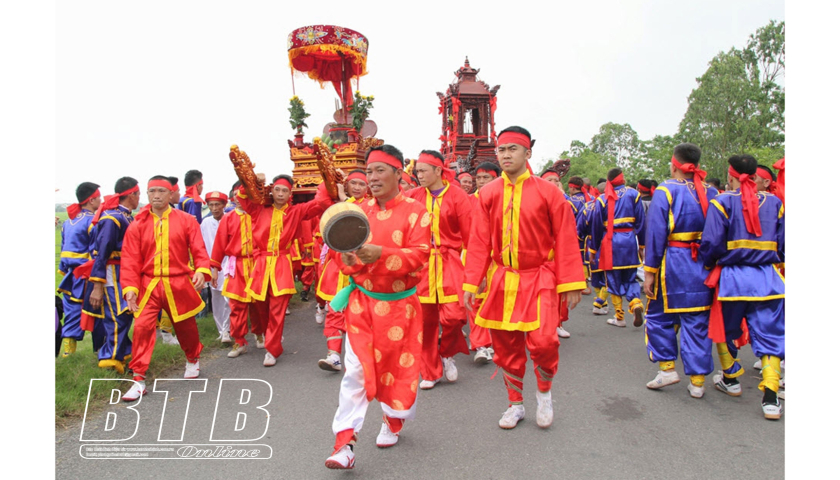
[169,188,180,204]
[86,195,102,211]
[475,172,495,190]
[271,184,291,207]
[413,162,440,189]
[459,175,474,193]
[126,190,141,211]
[496,143,531,175]
[347,178,368,199]
[756,176,770,192]
[208,200,225,219]
[148,187,171,210]
[399,179,410,190]
[544,176,561,188]
[196,182,204,195]
[366,163,399,199]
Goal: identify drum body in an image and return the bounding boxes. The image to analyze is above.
[320,202,370,253]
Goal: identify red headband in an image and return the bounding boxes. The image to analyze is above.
[204,191,228,203]
[772,157,785,206]
[92,185,140,225]
[541,171,560,180]
[728,166,762,237]
[273,177,293,190]
[457,172,472,180]
[755,168,772,181]
[497,132,531,149]
[568,179,583,187]
[671,157,709,216]
[476,168,498,178]
[67,189,101,219]
[367,149,404,170]
[598,173,626,271]
[417,152,455,182]
[637,184,651,195]
[186,179,205,204]
[148,179,173,190]
[346,171,367,184]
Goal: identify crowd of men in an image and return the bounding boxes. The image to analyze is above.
[56,127,785,470]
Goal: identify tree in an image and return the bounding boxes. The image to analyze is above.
[678,20,785,178]
[639,134,677,182]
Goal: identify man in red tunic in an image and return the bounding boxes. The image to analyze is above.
[316,169,369,371]
[236,174,340,367]
[120,176,213,401]
[406,150,473,389]
[325,145,431,469]
[464,127,585,429]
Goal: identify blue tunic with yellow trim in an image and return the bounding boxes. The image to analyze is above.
[590,185,646,269]
[58,210,95,300]
[700,190,785,300]
[644,179,717,311]
[83,205,134,314]
[178,196,203,225]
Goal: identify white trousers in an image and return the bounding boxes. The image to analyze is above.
[331,337,418,435]
[210,289,231,335]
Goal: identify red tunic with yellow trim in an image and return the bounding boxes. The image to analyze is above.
[316,197,367,301]
[336,193,431,408]
[405,181,472,305]
[463,171,585,332]
[210,208,255,303]
[237,185,332,301]
[121,206,212,322]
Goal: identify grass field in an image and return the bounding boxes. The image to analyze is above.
[54,211,303,424]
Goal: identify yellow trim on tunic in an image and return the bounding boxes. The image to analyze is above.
[61,251,91,259]
[710,199,728,219]
[604,217,636,226]
[557,281,587,293]
[462,283,479,294]
[718,294,785,301]
[668,232,702,241]
[727,240,777,251]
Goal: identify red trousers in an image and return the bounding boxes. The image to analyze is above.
[129,281,203,378]
[467,302,492,350]
[489,317,560,404]
[300,265,314,289]
[324,307,346,354]
[420,302,469,381]
[229,299,268,347]
[264,294,292,358]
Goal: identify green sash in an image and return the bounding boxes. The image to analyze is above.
[330,277,417,311]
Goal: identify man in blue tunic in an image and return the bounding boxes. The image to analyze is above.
[701,154,785,420]
[178,169,205,224]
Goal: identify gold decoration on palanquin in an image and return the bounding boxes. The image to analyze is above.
[387,326,404,341]
[312,137,344,200]
[360,136,384,152]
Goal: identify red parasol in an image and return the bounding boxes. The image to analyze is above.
[288,25,369,111]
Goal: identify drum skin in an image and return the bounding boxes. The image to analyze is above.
[320,202,370,253]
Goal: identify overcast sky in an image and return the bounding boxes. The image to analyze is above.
[54,0,784,203]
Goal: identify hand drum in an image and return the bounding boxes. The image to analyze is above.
[320,202,370,253]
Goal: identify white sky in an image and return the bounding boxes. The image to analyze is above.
[54,0,784,203]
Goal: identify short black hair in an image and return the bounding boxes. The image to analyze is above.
[673,143,701,165]
[168,176,179,187]
[475,161,501,176]
[184,169,203,187]
[728,155,757,176]
[498,126,534,148]
[756,164,776,181]
[637,178,654,190]
[607,168,622,181]
[114,177,138,195]
[150,175,171,183]
[707,177,722,190]
[272,174,294,187]
[597,178,607,185]
[366,145,404,173]
[568,176,583,186]
[76,182,100,203]
[230,180,242,197]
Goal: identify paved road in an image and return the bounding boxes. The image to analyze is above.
[55,296,784,479]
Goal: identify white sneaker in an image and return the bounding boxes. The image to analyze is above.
[286,307,291,315]
[536,391,554,428]
[255,334,265,349]
[556,326,571,338]
[713,371,742,397]
[325,445,355,470]
[442,357,458,382]
[419,378,440,390]
[184,360,200,379]
[606,317,626,328]
[221,331,231,344]
[647,370,680,389]
[263,352,276,367]
[315,306,326,324]
[592,306,609,315]
[753,359,762,370]
[473,347,492,365]
[122,381,147,402]
[228,343,247,358]
[375,422,399,448]
[318,353,342,372]
[161,330,180,345]
[687,383,705,398]
[499,404,525,429]
[778,390,785,400]
[762,398,783,420]
[779,376,785,389]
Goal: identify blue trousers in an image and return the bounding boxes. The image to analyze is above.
[61,296,85,340]
[89,285,133,362]
[605,268,641,300]
[645,294,713,376]
[721,299,785,359]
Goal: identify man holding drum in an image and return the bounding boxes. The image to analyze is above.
[325,145,431,470]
